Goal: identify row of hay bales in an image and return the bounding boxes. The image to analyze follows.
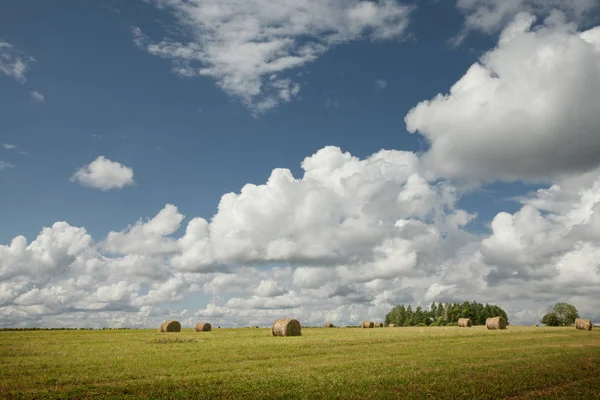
[158,320,212,333]
[460,316,594,331]
[159,319,304,336]
[161,316,593,334]
[361,321,384,328]
[455,317,507,330]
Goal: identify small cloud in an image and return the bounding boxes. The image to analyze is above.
[18,151,29,156]
[325,98,340,109]
[374,79,387,90]
[70,156,135,191]
[101,4,121,16]
[3,143,16,150]
[156,146,162,151]
[197,108,203,113]
[91,134,102,139]
[30,91,44,103]
[0,42,33,83]
[0,161,14,169]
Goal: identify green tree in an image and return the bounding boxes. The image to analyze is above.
[541,312,560,326]
[397,305,406,327]
[436,303,444,324]
[549,303,579,326]
[405,305,413,326]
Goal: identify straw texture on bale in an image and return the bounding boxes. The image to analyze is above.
[158,320,181,332]
[458,318,472,327]
[486,316,507,330]
[325,323,335,328]
[575,318,593,331]
[272,319,301,337]
[194,322,212,332]
[362,321,374,328]
[374,322,384,328]
[388,324,396,327]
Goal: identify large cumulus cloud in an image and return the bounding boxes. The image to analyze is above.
[0,146,478,328]
[4,143,600,328]
[406,13,600,182]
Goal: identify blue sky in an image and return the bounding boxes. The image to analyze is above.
[1,0,600,328]
[0,0,493,242]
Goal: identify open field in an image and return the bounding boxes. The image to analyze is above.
[1,326,599,399]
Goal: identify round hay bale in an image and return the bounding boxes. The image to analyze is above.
[362,320,374,329]
[388,324,396,328]
[158,320,181,332]
[325,323,335,328]
[486,316,507,330]
[272,319,301,337]
[194,322,212,332]
[458,318,472,327]
[374,322,384,328]
[575,318,593,331]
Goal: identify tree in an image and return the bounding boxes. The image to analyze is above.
[385,301,509,327]
[549,303,579,326]
[541,312,560,326]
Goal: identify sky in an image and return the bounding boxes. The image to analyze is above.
[1,0,600,329]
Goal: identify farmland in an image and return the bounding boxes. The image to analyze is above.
[1,326,599,399]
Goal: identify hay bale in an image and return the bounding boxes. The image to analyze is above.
[486,316,507,330]
[575,318,593,331]
[374,322,384,328]
[458,318,472,327]
[325,323,335,328]
[272,319,301,337]
[193,322,211,332]
[388,324,396,328]
[158,320,181,332]
[362,320,374,329]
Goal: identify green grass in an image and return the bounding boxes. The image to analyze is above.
[1,326,599,399]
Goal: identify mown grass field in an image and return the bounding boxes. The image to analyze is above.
[1,326,599,399]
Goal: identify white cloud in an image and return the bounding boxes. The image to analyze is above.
[0,42,33,82]
[406,14,600,182]
[482,171,600,298]
[102,204,183,256]
[71,156,135,191]
[374,78,388,90]
[454,0,599,43]
[30,91,44,103]
[3,146,600,328]
[253,279,287,297]
[3,143,16,150]
[0,161,14,170]
[134,0,413,114]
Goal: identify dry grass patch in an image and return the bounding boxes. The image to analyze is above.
[150,337,198,344]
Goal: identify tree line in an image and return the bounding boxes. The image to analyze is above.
[385,301,509,327]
